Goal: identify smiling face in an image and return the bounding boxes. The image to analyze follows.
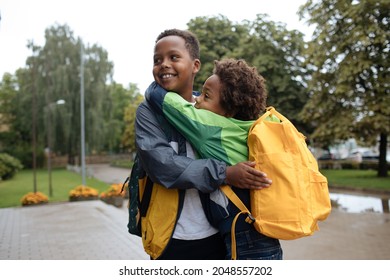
[153,35,200,101]
[195,74,229,117]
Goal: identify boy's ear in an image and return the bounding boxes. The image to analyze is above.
[192,59,201,74]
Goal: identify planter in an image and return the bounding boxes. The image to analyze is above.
[69,196,98,202]
[22,201,48,207]
[124,188,129,199]
[101,196,124,207]
[20,192,49,207]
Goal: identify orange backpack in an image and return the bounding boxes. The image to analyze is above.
[221,107,331,259]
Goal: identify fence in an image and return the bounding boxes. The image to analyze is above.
[318,159,379,170]
[48,154,132,168]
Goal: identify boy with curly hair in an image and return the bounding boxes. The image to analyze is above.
[146,58,283,259]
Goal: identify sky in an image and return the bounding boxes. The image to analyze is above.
[0,0,314,94]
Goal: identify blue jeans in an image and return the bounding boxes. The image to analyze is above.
[224,229,283,260]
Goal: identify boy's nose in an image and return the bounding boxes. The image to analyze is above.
[194,96,200,108]
[161,59,170,68]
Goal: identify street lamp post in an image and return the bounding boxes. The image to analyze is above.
[46,99,65,197]
[80,42,86,186]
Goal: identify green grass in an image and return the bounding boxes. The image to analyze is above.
[0,168,112,208]
[321,169,390,192]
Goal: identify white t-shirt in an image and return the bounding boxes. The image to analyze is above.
[170,141,218,240]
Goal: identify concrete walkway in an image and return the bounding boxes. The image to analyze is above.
[1,164,389,260]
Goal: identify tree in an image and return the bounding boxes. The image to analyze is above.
[235,14,310,133]
[0,73,21,157]
[0,73,17,127]
[298,0,390,177]
[188,15,247,91]
[104,82,141,153]
[121,93,144,154]
[0,24,116,166]
[29,24,115,164]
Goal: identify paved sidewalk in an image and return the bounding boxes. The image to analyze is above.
[0,200,149,260]
[0,164,389,260]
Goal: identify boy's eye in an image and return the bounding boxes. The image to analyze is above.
[171,55,179,61]
[153,57,162,65]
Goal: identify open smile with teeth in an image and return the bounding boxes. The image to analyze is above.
[161,73,176,79]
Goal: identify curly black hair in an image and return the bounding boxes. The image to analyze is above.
[213,58,267,121]
[156,29,200,60]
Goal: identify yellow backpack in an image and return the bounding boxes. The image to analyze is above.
[221,107,331,259]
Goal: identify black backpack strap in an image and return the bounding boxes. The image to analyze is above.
[120,176,130,194]
[139,177,153,217]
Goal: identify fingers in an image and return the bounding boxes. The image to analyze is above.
[242,161,256,167]
[242,183,269,190]
[246,169,272,185]
[247,181,271,190]
[246,166,267,177]
[243,162,272,186]
[226,162,272,190]
[238,174,271,190]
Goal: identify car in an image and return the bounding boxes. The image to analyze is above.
[317,152,334,160]
[349,148,379,163]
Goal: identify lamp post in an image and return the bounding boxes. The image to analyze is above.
[46,99,65,197]
[80,41,86,186]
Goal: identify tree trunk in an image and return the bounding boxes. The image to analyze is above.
[377,133,388,177]
[68,154,76,165]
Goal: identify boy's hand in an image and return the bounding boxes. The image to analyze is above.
[225,161,272,190]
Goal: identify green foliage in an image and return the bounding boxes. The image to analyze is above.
[0,73,17,124]
[0,153,23,180]
[103,82,142,153]
[298,0,389,176]
[121,94,144,153]
[298,0,389,143]
[0,23,132,166]
[236,15,310,133]
[188,15,247,91]
[0,23,143,167]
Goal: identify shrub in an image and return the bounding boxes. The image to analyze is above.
[100,183,125,198]
[69,185,99,199]
[20,192,49,206]
[360,161,379,170]
[0,153,23,180]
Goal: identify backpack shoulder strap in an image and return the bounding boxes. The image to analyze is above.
[220,185,250,213]
[220,185,255,260]
[249,107,273,133]
[139,177,153,217]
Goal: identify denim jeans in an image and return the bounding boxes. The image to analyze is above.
[224,229,283,260]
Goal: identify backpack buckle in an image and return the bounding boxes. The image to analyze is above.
[245,213,256,224]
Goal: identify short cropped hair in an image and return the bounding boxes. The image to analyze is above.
[214,58,267,121]
[156,29,200,60]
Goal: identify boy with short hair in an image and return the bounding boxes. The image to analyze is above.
[133,29,271,260]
